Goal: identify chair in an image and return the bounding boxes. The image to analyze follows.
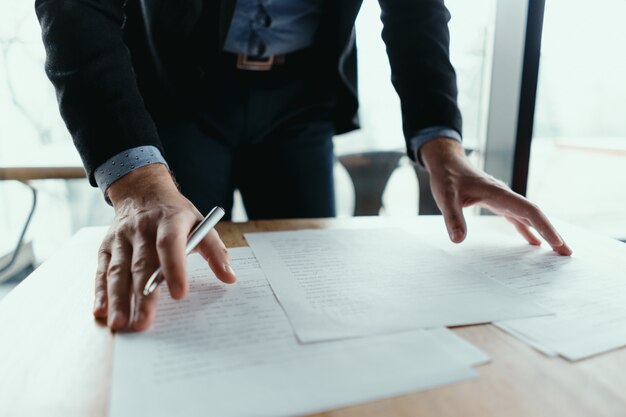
[0,166,85,282]
[337,148,475,216]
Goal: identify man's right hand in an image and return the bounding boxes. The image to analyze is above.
[93,164,237,331]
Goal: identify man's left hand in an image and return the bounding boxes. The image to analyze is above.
[419,137,572,256]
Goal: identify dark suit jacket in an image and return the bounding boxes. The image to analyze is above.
[36,0,462,185]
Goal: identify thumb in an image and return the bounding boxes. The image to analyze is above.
[439,197,467,243]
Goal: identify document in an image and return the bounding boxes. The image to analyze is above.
[110,248,485,417]
[446,238,626,360]
[428,327,491,366]
[495,322,558,357]
[244,228,548,343]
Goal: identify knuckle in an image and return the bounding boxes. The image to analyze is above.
[161,207,185,222]
[107,262,126,277]
[528,202,541,212]
[113,226,128,241]
[521,202,540,218]
[442,188,458,202]
[101,228,115,245]
[94,287,107,300]
[95,265,108,278]
[492,187,514,202]
[485,173,507,187]
[97,247,111,260]
[156,233,174,251]
[98,238,112,254]
[130,256,152,276]
[117,217,142,237]
[98,246,113,263]
[134,215,154,234]
[97,255,111,269]
[96,259,109,278]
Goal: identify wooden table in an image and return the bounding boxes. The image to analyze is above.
[1,216,626,417]
[0,166,85,181]
[0,141,85,181]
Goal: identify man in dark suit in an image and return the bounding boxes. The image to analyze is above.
[36,0,571,332]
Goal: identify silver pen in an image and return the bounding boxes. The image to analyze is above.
[143,206,225,296]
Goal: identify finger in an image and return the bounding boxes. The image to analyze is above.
[524,209,573,256]
[129,237,160,331]
[130,287,160,332]
[505,216,542,246]
[480,191,572,256]
[498,196,572,255]
[106,236,133,330]
[155,214,195,300]
[94,244,111,319]
[435,191,467,243]
[196,229,237,284]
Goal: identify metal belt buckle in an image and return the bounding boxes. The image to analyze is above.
[236,54,275,71]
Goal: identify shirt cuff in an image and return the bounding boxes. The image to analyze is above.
[94,145,168,203]
[409,126,462,166]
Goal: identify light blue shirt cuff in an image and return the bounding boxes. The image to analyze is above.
[94,145,168,203]
[409,126,462,166]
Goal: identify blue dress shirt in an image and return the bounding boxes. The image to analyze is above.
[223,0,324,58]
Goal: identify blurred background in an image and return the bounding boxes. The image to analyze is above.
[1,0,625,295]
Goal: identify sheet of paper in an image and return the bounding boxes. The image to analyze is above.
[495,322,558,357]
[244,228,548,343]
[446,239,626,360]
[428,327,491,366]
[110,248,482,417]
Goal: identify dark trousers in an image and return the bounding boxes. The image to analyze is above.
[158,53,337,220]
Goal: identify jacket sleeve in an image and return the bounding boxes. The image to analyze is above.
[35,0,163,186]
[378,0,462,157]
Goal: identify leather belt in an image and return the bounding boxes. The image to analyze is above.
[235,54,287,71]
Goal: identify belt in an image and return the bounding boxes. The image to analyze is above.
[235,54,287,71]
[222,48,320,71]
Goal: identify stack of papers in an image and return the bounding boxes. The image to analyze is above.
[110,222,626,417]
[243,225,626,361]
[244,228,548,343]
[110,248,489,417]
[447,241,626,360]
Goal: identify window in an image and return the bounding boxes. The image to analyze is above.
[0,1,110,262]
[335,0,496,216]
[527,0,626,238]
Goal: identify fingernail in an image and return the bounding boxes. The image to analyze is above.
[555,235,564,246]
[224,264,236,275]
[451,228,464,242]
[560,244,573,256]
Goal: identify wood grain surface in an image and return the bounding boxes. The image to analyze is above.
[0,166,85,181]
[1,216,625,417]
